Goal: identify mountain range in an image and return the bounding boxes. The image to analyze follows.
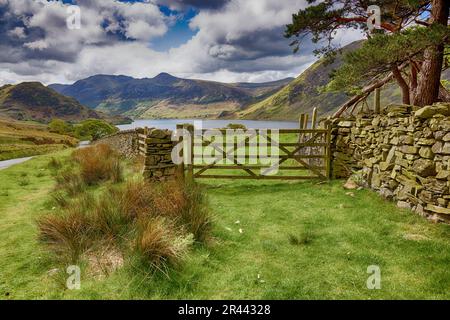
[49,73,293,119]
[3,41,449,123]
[46,40,397,121]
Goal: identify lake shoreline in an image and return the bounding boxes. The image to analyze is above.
[117,119,299,131]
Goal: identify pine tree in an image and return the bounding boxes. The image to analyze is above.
[285,0,449,108]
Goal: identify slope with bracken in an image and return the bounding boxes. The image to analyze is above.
[236,41,362,120]
[237,40,450,120]
[0,116,78,161]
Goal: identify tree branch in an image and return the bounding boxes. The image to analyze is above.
[333,63,409,118]
[334,16,398,32]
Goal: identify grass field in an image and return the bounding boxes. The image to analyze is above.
[0,118,77,161]
[0,150,449,299]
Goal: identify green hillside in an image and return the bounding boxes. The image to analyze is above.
[0,82,99,123]
[0,82,131,124]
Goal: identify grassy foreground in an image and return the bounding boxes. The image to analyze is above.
[0,151,449,299]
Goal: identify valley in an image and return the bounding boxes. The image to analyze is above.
[49,73,293,120]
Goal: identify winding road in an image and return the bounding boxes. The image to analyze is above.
[0,157,34,170]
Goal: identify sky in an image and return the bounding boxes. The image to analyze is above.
[0,0,363,85]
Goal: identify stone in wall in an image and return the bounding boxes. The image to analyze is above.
[330,102,450,223]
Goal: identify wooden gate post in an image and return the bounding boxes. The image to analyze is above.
[176,124,185,180]
[299,114,305,129]
[311,108,318,129]
[303,113,309,130]
[325,122,332,180]
[374,88,381,114]
[186,124,194,179]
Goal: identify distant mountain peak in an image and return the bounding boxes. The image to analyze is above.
[153,72,178,81]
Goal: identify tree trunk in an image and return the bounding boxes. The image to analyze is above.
[409,61,418,103]
[413,0,449,106]
[392,65,410,104]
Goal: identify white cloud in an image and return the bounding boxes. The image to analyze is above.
[24,39,49,50]
[0,0,364,85]
[8,27,26,39]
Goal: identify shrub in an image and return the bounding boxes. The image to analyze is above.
[39,170,211,276]
[48,119,73,135]
[72,144,123,185]
[151,180,188,219]
[77,192,97,213]
[91,178,212,243]
[73,119,118,141]
[134,217,191,270]
[109,157,124,184]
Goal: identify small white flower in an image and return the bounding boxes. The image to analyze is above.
[239,228,243,234]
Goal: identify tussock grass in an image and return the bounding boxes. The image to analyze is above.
[51,191,69,208]
[288,230,314,246]
[135,217,192,271]
[72,144,123,185]
[18,176,30,186]
[55,168,84,196]
[37,207,94,262]
[37,152,212,277]
[93,187,135,238]
[47,157,62,170]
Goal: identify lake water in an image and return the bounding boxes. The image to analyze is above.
[117,119,299,131]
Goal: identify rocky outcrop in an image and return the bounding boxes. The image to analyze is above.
[331,102,450,223]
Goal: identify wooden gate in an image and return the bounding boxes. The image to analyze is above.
[176,125,331,180]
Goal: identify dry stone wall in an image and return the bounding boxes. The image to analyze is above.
[137,128,178,181]
[93,129,139,159]
[96,128,179,180]
[331,102,450,223]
